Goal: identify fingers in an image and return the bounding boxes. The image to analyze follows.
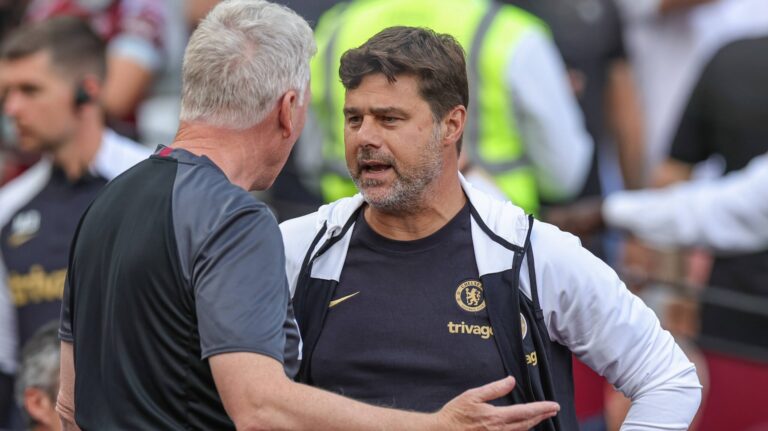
[498,401,560,423]
[442,377,561,431]
[515,409,559,430]
[465,376,517,402]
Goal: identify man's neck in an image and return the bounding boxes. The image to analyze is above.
[171,121,271,191]
[364,174,466,241]
[53,120,103,182]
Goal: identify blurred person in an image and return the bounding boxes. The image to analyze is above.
[57,2,559,429]
[615,0,768,181]
[15,322,60,431]
[281,26,701,431]
[657,33,768,362]
[303,0,593,215]
[0,16,150,427]
[24,0,189,148]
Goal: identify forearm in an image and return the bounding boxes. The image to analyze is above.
[102,56,154,119]
[56,341,80,431]
[212,353,440,431]
[249,378,440,431]
[606,60,645,190]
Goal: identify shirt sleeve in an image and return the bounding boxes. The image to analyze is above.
[194,207,290,363]
[59,273,74,343]
[506,29,594,201]
[526,221,701,429]
[603,153,768,252]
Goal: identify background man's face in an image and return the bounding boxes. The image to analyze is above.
[0,50,80,153]
[343,73,444,212]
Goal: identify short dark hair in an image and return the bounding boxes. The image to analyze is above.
[339,26,469,151]
[0,16,107,80]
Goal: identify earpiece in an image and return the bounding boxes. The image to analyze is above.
[74,84,91,107]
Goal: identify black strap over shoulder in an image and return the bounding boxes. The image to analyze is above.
[293,222,328,334]
[292,206,363,382]
[523,214,544,320]
[522,214,561,431]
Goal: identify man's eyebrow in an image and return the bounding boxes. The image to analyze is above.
[343,106,409,117]
[370,106,408,117]
[343,107,361,116]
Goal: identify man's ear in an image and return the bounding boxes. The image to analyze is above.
[442,105,467,146]
[79,74,102,104]
[278,90,300,139]
[23,387,56,427]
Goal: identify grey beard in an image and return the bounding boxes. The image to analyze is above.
[353,127,444,214]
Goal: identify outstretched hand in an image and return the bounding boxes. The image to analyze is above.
[434,376,559,431]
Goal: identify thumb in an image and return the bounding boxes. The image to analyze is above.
[466,376,517,402]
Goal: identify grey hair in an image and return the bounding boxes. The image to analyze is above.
[180,0,316,129]
[15,321,60,428]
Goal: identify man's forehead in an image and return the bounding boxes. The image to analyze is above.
[0,51,55,78]
[344,73,425,111]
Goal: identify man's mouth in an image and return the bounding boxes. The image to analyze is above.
[359,160,393,174]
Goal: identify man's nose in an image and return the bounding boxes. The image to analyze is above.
[356,116,383,148]
[3,90,23,118]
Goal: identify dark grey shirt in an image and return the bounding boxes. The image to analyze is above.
[60,146,299,429]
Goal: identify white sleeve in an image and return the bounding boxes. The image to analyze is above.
[506,29,594,201]
[603,153,768,252]
[524,222,701,429]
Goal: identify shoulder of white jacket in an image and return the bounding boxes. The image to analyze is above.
[529,219,591,266]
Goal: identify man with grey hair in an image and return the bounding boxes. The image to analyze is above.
[56,1,558,430]
[16,322,60,431]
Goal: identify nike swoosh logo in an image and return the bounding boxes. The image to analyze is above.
[328,291,360,308]
[7,233,36,248]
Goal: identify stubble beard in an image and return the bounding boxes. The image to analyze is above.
[352,127,444,214]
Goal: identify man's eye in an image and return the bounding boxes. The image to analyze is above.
[346,116,361,125]
[382,116,398,123]
[19,85,39,96]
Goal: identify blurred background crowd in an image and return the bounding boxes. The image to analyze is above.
[0,0,767,430]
